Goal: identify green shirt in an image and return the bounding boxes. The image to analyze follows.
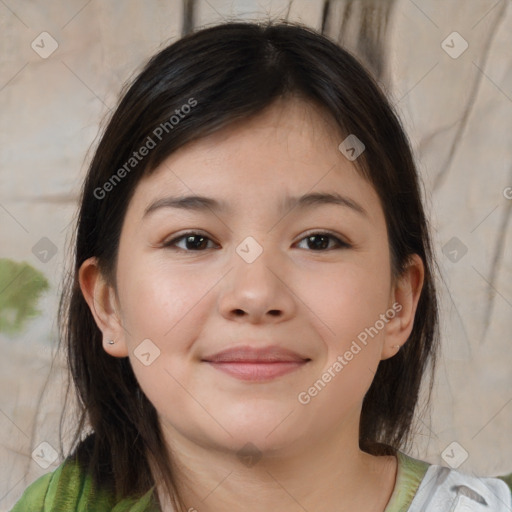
[9,451,512,511]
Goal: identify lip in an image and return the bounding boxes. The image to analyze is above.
[202,345,311,382]
[202,345,309,363]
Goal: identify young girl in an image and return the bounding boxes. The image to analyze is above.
[11,20,512,512]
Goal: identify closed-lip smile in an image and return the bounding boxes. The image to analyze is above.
[202,345,311,381]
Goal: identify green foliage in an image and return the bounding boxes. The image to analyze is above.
[0,258,50,335]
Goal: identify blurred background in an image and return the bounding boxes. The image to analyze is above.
[1,0,511,509]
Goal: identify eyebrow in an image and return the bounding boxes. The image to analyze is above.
[142,191,368,219]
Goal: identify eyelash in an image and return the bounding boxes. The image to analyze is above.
[162,230,352,252]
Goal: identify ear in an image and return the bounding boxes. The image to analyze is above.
[381,253,425,360]
[78,257,129,358]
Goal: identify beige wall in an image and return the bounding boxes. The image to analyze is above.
[1,1,511,510]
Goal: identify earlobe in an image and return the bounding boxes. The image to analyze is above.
[381,254,425,360]
[78,257,129,358]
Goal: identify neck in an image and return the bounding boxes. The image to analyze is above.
[152,408,398,512]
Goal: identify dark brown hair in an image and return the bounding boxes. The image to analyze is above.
[56,19,440,511]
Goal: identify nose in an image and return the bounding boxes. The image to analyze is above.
[217,243,297,324]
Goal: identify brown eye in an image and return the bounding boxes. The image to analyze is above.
[163,232,217,251]
[295,232,351,251]
[162,230,351,253]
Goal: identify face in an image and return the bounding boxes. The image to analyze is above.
[81,97,421,460]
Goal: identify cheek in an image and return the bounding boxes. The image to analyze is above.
[117,259,213,427]
[297,266,390,418]
[117,255,208,342]
[312,262,392,344]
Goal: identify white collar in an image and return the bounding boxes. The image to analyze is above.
[408,464,511,511]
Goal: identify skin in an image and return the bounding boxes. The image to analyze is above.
[79,96,424,512]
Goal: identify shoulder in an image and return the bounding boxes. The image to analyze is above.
[406,456,512,511]
[10,456,114,512]
[9,455,160,512]
[9,468,55,511]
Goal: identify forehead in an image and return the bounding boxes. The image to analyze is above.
[190,96,345,159]
[126,97,383,226]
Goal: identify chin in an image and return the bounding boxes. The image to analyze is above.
[211,419,305,458]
